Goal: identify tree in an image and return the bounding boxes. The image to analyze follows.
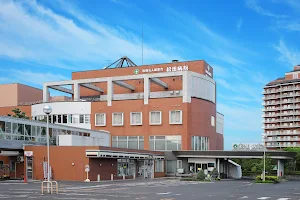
[197,169,205,181]
[7,108,29,119]
[284,147,300,171]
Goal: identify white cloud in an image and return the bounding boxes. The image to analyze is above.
[8,70,68,86]
[216,79,232,90]
[245,0,286,18]
[277,21,300,31]
[0,0,178,69]
[274,40,300,67]
[236,18,243,32]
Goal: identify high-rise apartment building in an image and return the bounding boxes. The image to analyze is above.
[263,65,300,149]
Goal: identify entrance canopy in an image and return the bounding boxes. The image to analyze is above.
[86,149,164,160]
[173,150,296,160]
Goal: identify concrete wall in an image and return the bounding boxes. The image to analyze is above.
[17,84,42,105]
[0,84,18,107]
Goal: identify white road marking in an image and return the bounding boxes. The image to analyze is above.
[240,196,248,199]
[257,197,271,200]
[156,192,171,195]
[277,198,290,200]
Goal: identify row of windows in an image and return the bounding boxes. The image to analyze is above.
[33,114,90,124]
[112,135,183,151]
[95,111,182,127]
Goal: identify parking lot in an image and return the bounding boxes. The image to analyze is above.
[0,178,300,200]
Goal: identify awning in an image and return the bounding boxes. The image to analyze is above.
[86,150,164,160]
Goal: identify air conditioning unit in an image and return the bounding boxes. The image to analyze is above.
[17,156,24,163]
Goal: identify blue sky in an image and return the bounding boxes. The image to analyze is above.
[1,0,300,150]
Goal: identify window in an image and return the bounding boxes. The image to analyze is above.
[150,111,162,125]
[72,115,79,123]
[177,160,182,169]
[112,113,124,126]
[79,115,84,123]
[0,161,3,166]
[130,112,142,125]
[10,160,16,171]
[84,115,90,124]
[169,110,182,124]
[112,136,144,150]
[63,115,68,123]
[191,136,209,150]
[211,116,215,127]
[58,115,62,123]
[155,160,164,172]
[208,163,215,168]
[0,121,5,133]
[149,136,181,151]
[95,113,106,126]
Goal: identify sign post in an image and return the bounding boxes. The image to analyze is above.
[84,165,90,182]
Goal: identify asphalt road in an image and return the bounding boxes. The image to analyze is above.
[0,178,300,200]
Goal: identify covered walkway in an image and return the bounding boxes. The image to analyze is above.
[165,150,296,178]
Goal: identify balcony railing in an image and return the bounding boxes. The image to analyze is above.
[262,107,280,112]
[262,114,280,118]
[266,143,300,148]
[263,89,281,94]
[263,95,280,100]
[266,131,300,135]
[266,137,299,142]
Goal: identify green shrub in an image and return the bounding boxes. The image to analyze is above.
[255,175,279,183]
[197,170,206,181]
[211,168,218,177]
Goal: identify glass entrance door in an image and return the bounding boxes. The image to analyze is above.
[196,163,202,172]
[26,157,33,180]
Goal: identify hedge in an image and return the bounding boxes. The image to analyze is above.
[255,175,279,183]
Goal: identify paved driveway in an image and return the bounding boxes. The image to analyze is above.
[0,178,300,200]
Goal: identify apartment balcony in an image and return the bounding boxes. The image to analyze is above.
[281,93,294,98]
[265,143,300,148]
[278,118,300,122]
[263,95,280,100]
[263,120,279,123]
[280,111,300,116]
[263,125,279,129]
[263,89,280,94]
[266,137,300,142]
[262,107,280,112]
[262,113,280,118]
[265,131,300,136]
[281,106,295,110]
[281,87,296,92]
[262,101,281,106]
[281,100,294,104]
[279,124,300,128]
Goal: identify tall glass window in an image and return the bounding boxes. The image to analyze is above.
[191,136,209,150]
[149,136,181,151]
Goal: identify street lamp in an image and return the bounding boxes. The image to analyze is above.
[262,134,267,182]
[43,105,52,192]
